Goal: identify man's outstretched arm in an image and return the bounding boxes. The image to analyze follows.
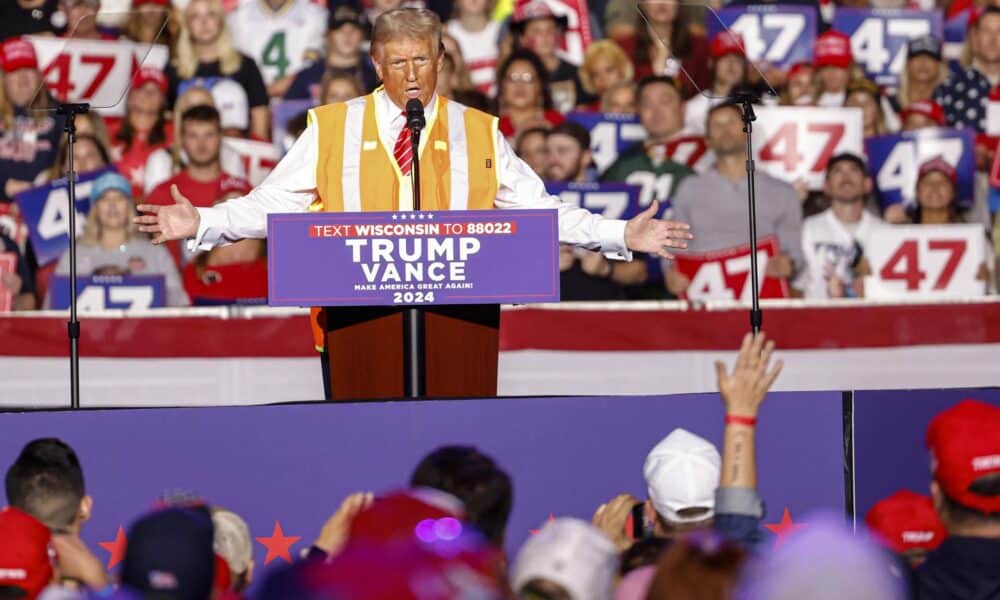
[136,119,320,248]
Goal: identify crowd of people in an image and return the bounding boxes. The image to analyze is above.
[0,332,997,599]
[1,0,1000,309]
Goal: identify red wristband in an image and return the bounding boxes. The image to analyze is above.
[725,414,757,427]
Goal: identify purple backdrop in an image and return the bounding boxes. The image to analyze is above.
[853,388,1000,520]
[0,392,843,581]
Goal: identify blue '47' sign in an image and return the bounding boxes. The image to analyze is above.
[564,112,646,174]
[49,275,166,311]
[833,9,942,88]
[706,5,817,70]
[13,167,115,267]
[865,128,974,211]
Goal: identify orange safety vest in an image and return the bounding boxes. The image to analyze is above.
[307,92,501,351]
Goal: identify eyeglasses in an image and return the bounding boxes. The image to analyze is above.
[506,72,537,84]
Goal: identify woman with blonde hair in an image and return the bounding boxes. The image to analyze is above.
[167,0,270,140]
[52,171,189,306]
[579,39,634,110]
[894,35,948,110]
[0,37,61,201]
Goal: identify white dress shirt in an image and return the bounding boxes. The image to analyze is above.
[190,90,632,260]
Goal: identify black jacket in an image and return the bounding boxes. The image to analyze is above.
[915,536,1000,600]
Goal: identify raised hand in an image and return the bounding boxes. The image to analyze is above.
[623,200,693,259]
[135,185,201,244]
[592,493,639,551]
[714,332,783,418]
[313,492,375,557]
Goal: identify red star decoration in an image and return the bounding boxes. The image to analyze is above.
[256,521,301,565]
[529,513,556,535]
[764,508,807,547]
[98,526,127,569]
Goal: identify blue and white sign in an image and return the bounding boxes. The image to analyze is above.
[564,112,646,173]
[545,181,649,220]
[49,275,166,311]
[833,8,943,88]
[865,127,975,210]
[706,5,817,69]
[13,167,115,267]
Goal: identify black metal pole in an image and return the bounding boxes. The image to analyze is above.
[57,102,90,409]
[738,96,762,334]
[403,126,425,399]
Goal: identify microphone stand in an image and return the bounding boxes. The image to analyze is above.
[404,103,425,399]
[57,102,91,409]
[733,93,762,334]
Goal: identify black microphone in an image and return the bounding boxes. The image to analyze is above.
[406,98,425,132]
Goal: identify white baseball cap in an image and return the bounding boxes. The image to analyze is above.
[211,508,253,575]
[510,518,618,600]
[643,428,721,524]
[210,79,249,131]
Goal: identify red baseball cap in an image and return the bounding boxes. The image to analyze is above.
[902,100,946,127]
[132,67,168,95]
[0,37,39,73]
[347,490,465,546]
[511,0,569,31]
[786,61,813,80]
[918,156,958,184]
[0,507,54,600]
[814,31,852,69]
[926,399,1000,514]
[710,31,745,59]
[865,490,946,554]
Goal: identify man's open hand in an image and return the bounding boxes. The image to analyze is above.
[714,332,783,418]
[624,200,692,259]
[135,185,200,244]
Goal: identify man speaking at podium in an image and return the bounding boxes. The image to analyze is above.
[136,8,692,273]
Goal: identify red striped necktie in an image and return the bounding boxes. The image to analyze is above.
[393,112,413,175]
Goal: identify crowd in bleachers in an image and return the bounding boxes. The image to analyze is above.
[1,0,1000,310]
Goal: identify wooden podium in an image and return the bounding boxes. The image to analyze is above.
[324,304,500,400]
[266,209,560,402]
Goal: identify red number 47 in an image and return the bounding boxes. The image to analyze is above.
[879,239,966,291]
[758,123,845,172]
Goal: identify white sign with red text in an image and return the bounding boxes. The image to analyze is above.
[29,37,169,118]
[673,237,790,302]
[752,107,865,190]
[222,137,280,187]
[864,225,986,299]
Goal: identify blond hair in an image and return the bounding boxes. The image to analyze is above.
[174,0,242,79]
[579,40,634,95]
[897,59,948,109]
[0,70,51,129]
[371,8,442,58]
[80,189,141,247]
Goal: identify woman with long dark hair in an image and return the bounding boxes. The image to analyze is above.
[495,49,564,140]
[615,0,710,98]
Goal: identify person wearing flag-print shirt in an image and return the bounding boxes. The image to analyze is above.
[795,153,882,299]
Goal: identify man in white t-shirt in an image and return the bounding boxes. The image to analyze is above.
[226,0,328,97]
[797,153,882,299]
